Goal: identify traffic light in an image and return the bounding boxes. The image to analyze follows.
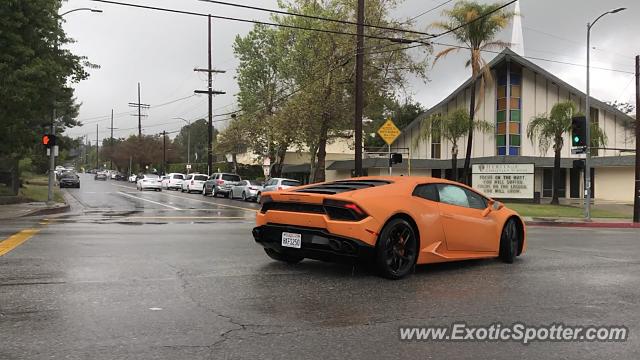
[42,134,56,148]
[571,116,586,147]
[390,153,403,166]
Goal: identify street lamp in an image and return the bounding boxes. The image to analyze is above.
[584,7,626,220]
[60,8,103,17]
[173,117,192,173]
[46,7,103,204]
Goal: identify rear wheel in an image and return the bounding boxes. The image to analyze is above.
[256,192,261,203]
[202,187,207,196]
[375,218,418,280]
[499,219,519,263]
[264,248,303,264]
[241,192,247,201]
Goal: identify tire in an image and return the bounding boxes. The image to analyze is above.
[227,191,232,199]
[256,192,261,203]
[375,218,418,280]
[212,187,217,198]
[202,187,207,196]
[499,218,519,264]
[241,192,247,201]
[264,248,303,264]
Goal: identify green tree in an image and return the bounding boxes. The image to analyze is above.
[414,108,492,181]
[432,0,514,183]
[527,101,607,205]
[0,0,92,160]
[277,0,427,182]
[173,119,218,164]
[216,119,249,173]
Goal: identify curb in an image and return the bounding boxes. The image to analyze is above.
[23,203,71,217]
[525,221,640,229]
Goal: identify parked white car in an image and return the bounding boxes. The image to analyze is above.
[128,174,137,183]
[257,178,301,202]
[181,173,208,193]
[162,173,185,190]
[230,180,263,202]
[136,174,162,191]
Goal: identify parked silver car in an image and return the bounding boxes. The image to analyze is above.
[257,178,301,202]
[230,180,263,201]
[203,173,241,197]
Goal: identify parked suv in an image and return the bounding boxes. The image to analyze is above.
[203,173,241,197]
[257,177,301,202]
[181,173,209,193]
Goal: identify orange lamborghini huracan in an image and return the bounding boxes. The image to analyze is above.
[252,176,526,279]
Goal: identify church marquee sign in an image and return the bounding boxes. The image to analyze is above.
[472,163,534,199]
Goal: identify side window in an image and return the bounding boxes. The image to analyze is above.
[436,184,469,208]
[413,184,439,202]
[464,189,488,210]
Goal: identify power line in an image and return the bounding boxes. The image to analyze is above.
[198,0,436,37]
[427,0,517,40]
[406,0,455,23]
[88,0,424,44]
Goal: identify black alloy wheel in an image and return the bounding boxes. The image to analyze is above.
[499,219,519,263]
[375,218,418,279]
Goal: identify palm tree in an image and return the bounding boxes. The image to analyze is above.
[527,101,607,205]
[414,108,492,181]
[432,1,514,184]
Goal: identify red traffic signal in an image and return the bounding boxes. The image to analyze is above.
[42,134,56,147]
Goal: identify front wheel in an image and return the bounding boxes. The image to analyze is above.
[375,218,418,280]
[264,248,303,264]
[256,193,261,203]
[499,219,519,264]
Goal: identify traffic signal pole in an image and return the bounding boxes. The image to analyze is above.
[354,0,364,177]
[633,55,640,223]
[47,110,56,204]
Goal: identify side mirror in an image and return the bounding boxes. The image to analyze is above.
[481,200,495,217]
[494,201,504,210]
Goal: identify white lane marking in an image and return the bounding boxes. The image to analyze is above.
[158,191,258,213]
[149,307,163,311]
[112,182,258,212]
[117,191,181,210]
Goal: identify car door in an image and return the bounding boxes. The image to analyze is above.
[435,183,499,252]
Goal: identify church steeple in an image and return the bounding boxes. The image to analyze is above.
[510,0,524,56]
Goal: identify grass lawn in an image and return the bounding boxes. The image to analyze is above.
[19,173,65,203]
[505,203,631,219]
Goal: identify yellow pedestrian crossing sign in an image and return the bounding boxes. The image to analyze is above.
[377,118,401,145]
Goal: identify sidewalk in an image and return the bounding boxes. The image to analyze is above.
[524,216,640,228]
[0,202,69,220]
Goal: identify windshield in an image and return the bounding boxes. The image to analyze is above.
[222,174,241,181]
[282,180,301,186]
[249,180,262,186]
[194,175,208,181]
[144,174,159,179]
[172,174,184,179]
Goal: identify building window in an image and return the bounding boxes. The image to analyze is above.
[431,116,441,159]
[496,62,522,156]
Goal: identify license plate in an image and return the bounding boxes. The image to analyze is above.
[281,232,302,249]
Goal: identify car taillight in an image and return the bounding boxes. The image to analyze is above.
[277,186,283,190]
[191,180,194,185]
[216,179,224,185]
[322,199,368,221]
[259,195,273,212]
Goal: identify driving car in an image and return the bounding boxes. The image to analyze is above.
[252,176,526,280]
[203,173,241,197]
[162,173,185,190]
[94,172,107,181]
[181,173,208,193]
[230,180,263,201]
[256,177,301,203]
[136,174,162,191]
[59,172,80,188]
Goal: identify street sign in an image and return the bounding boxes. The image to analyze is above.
[377,118,401,145]
[186,164,192,170]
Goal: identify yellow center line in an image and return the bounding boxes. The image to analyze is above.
[0,229,40,256]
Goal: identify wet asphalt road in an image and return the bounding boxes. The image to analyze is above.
[1,174,639,359]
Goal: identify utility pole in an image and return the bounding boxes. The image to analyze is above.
[107,109,115,170]
[128,82,149,137]
[96,123,99,170]
[47,110,56,204]
[633,55,640,223]
[194,14,225,176]
[354,0,365,177]
[162,130,166,176]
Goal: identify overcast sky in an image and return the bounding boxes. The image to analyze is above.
[61,0,639,143]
